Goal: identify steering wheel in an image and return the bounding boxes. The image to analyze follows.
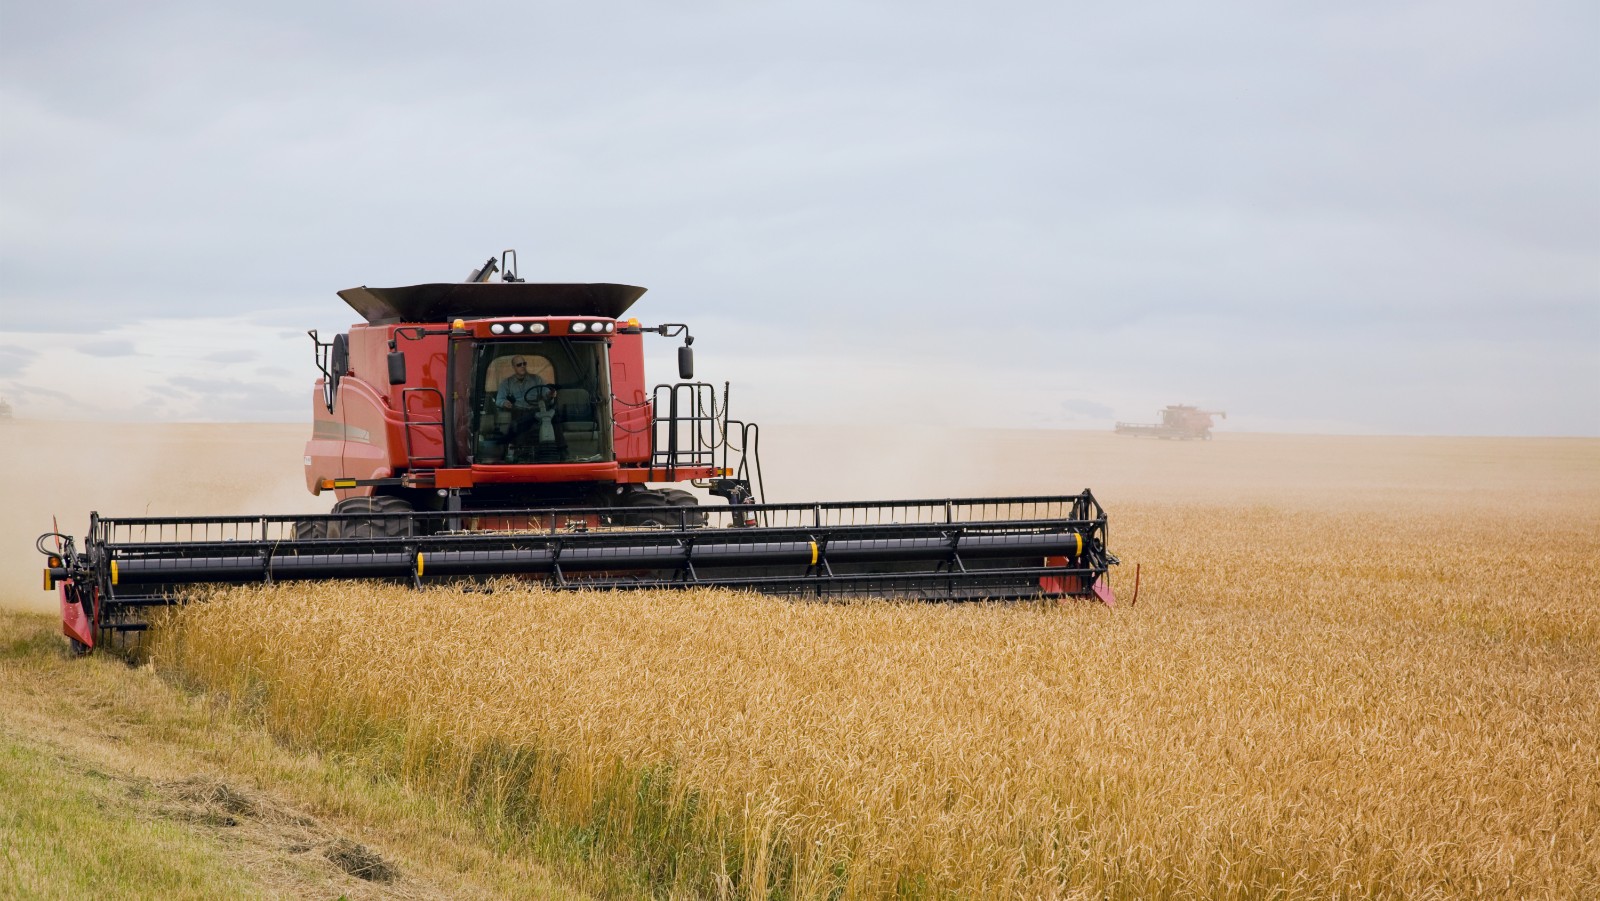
[522,385,555,406]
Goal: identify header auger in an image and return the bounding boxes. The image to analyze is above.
[42,251,1117,653]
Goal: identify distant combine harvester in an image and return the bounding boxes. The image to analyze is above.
[1114,405,1226,441]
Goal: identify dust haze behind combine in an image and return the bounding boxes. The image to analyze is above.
[8,418,1597,613]
[1,421,322,613]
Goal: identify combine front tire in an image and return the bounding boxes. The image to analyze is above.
[293,519,329,540]
[328,495,415,539]
[658,488,709,526]
[620,489,707,528]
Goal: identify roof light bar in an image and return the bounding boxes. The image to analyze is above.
[483,320,609,335]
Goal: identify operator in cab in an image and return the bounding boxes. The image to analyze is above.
[496,355,558,448]
[496,356,548,410]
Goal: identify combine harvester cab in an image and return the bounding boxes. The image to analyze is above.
[41,252,1117,653]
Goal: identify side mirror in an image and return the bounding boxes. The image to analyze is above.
[677,346,695,381]
[387,351,407,385]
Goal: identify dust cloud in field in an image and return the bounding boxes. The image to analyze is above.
[6,417,1595,614]
[757,425,1600,512]
[0,420,321,613]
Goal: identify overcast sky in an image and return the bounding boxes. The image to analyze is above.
[1,0,1596,435]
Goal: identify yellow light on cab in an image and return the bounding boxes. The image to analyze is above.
[452,319,466,330]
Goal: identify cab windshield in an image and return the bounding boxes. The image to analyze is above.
[469,340,612,464]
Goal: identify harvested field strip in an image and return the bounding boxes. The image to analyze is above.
[152,504,1600,899]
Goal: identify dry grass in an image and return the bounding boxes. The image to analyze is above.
[0,607,592,900]
[151,493,1600,898]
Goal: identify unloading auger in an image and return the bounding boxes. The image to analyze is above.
[40,251,1117,653]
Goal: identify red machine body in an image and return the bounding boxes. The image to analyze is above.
[304,317,713,494]
[301,275,740,520]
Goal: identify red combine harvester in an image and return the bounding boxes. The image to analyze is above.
[42,252,1116,653]
[1114,405,1226,440]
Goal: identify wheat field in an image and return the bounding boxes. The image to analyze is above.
[139,431,1600,899]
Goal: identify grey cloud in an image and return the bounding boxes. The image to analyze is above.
[0,346,38,377]
[5,382,73,402]
[76,340,143,357]
[1060,399,1116,421]
[162,375,301,421]
[201,349,257,363]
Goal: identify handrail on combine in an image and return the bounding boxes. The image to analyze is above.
[400,387,447,467]
[651,382,720,478]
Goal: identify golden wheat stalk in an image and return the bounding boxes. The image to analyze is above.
[150,504,1600,899]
